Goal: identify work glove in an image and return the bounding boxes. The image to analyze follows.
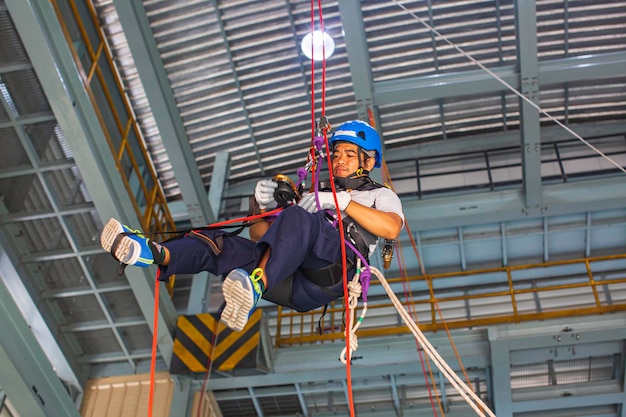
[254,179,278,209]
[298,191,352,213]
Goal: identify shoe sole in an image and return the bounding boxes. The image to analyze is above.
[221,275,254,332]
[100,218,140,265]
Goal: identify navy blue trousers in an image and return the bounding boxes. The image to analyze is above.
[159,206,355,312]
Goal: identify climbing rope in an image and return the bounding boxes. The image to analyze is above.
[196,320,221,417]
[383,159,475,416]
[373,266,497,417]
[339,259,368,364]
[145,208,284,417]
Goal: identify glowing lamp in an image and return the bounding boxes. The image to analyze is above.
[301,30,335,61]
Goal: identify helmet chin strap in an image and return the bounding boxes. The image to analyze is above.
[326,143,375,190]
[334,168,371,191]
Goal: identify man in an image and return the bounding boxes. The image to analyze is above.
[101,120,404,331]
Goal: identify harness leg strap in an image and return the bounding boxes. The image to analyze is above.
[187,230,224,256]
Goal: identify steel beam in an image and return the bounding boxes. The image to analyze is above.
[186,273,211,315]
[402,176,626,231]
[208,151,231,222]
[222,121,626,200]
[294,383,309,417]
[0,265,81,417]
[373,52,626,105]
[515,0,542,209]
[512,393,626,413]
[7,0,176,364]
[621,349,626,417]
[208,330,489,390]
[488,315,626,350]
[248,387,264,417]
[0,242,84,394]
[168,376,192,417]
[0,111,56,128]
[488,329,513,417]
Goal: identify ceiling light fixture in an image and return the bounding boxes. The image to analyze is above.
[301,30,335,61]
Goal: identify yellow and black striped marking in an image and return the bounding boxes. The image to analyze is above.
[170,309,262,374]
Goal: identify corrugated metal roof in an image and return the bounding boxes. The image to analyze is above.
[93,0,626,201]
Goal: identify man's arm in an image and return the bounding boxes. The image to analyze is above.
[247,195,273,241]
[344,201,402,240]
[249,218,271,241]
[297,188,404,240]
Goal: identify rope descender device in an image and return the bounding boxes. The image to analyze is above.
[273,174,302,208]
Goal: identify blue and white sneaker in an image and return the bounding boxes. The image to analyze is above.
[221,268,265,331]
[100,218,164,267]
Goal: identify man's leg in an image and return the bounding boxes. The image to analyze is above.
[220,207,342,329]
[101,218,263,331]
[101,218,165,267]
[101,218,260,276]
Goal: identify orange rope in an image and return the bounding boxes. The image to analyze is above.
[372,116,443,417]
[396,240,445,417]
[196,320,220,417]
[148,272,161,417]
[381,159,477,403]
[144,207,282,417]
[306,0,355,415]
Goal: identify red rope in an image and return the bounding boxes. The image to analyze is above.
[310,0,316,141]
[148,269,161,417]
[317,0,327,120]
[324,134,355,417]
[145,208,281,417]
[311,1,355,415]
[149,1,355,414]
[208,207,283,228]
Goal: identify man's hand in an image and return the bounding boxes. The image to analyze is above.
[298,191,352,213]
[254,180,278,210]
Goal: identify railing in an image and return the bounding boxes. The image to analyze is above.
[219,133,626,220]
[275,253,626,346]
[50,0,177,293]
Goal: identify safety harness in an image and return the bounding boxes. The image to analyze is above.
[260,173,389,310]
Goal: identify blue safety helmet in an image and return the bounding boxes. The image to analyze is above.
[329,120,382,168]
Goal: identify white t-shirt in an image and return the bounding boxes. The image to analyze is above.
[342,186,405,256]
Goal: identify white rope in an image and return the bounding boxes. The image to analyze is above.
[390,0,626,175]
[337,263,496,416]
[340,259,368,364]
[372,266,498,417]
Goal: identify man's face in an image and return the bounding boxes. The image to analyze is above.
[331,142,375,178]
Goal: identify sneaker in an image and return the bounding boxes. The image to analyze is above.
[221,268,265,331]
[100,218,163,267]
